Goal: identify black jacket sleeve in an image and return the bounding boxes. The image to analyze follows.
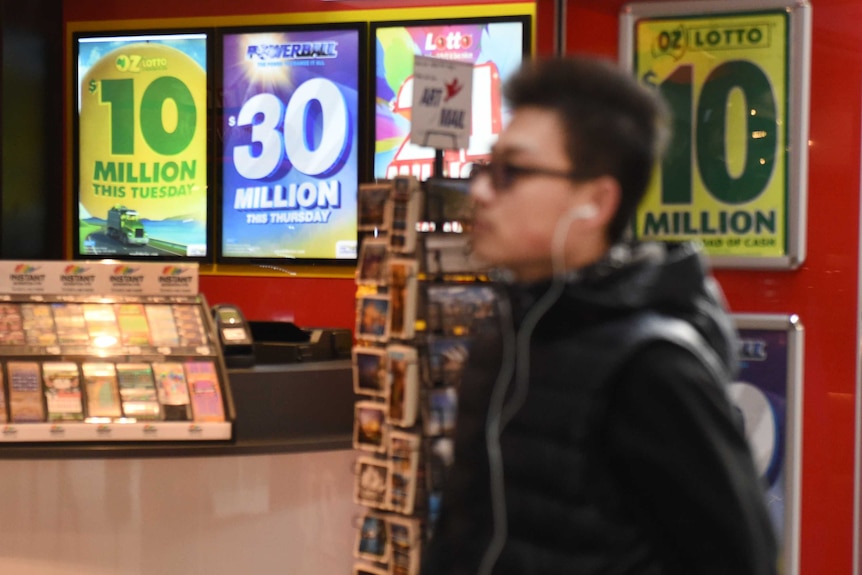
[605,341,779,575]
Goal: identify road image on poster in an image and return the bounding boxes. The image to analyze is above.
[220,25,363,261]
[75,32,209,259]
[373,18,529,182]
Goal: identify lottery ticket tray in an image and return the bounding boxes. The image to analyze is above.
[0,293,234,443]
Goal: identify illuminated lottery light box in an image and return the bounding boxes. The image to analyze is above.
[217,23,367,265]
[0,261,233,442]
[372,15,531,182]
[73,29,213,261]
[619,0,811,269]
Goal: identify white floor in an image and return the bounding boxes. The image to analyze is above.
[0,449,360,574]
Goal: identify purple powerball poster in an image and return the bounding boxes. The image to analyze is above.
[730,314,803,575]
[221,28,361,260]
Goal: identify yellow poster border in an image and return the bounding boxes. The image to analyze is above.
[65,3,537,278]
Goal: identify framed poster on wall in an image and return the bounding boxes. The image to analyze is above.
[372,15,531,182]
[731,313,803,575]
[217,23,366,264]
[73,30,212,261]
[619,1,811,269]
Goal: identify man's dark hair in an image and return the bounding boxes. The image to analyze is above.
[504,56,669,243]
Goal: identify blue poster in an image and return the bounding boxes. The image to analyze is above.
[221,28,360,260]
[732,327,790,545]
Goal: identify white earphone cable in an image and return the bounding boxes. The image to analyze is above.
[477,205,589,575]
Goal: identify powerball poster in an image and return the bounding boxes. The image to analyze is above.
[220,27,361,261]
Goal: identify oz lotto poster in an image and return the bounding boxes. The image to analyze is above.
[77,33,209,258]
[633,12,789,258]
[220,29,360,260]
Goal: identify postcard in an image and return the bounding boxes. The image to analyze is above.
[355,456,390,510]
[356,294,391,343]
[388,430,420,515]
[357,238,390,287]
[387,259,418,341]
[355,512,390,564]
[358,181,393,231]
[353,346,388,398]
[354,400,388,453]
[386,345,419,427]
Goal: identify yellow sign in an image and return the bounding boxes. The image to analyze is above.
[633,11,788,257]
[79,42,207,223]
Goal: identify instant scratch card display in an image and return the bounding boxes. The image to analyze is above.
[115,304,152,346]
[52,303,89,346]
[152,362,192,420]
[42,361,84,421]
[116,363,162,420]
[172,305,208,346]
[21,304,57,346]
[7,361,45,422]
[145,305,180,347]
[184,361,224,422]
[82,362,122,419]
[0,304,25,346]
[82,304,120,347]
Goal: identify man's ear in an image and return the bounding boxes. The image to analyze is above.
[579,175,621,228]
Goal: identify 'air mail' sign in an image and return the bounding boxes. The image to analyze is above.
[410,55,473,150]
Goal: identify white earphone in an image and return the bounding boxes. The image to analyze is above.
[567,203,599,220]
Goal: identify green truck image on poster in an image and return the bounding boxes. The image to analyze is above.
[107,205,148,246]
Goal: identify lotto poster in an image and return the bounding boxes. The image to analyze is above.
[220,28,361,260]
[77,33,209,258]
[632,11,790,258]
[374,21,526,181]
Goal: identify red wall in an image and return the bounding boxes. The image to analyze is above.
[65,2,860,573]
[567,2,860,575]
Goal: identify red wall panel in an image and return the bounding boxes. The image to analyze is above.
[63,1,862,573]
[566,2,861,574]
[199,274,357,328]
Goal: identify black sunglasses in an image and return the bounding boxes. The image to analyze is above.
[469,161,584,191]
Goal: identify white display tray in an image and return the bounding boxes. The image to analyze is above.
[0,421,232,442]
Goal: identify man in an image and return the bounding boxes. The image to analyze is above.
[422,56,777,575]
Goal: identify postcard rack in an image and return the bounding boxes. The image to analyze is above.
[351,176,492,574]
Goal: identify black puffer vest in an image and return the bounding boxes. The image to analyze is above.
[422,242,752,575]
